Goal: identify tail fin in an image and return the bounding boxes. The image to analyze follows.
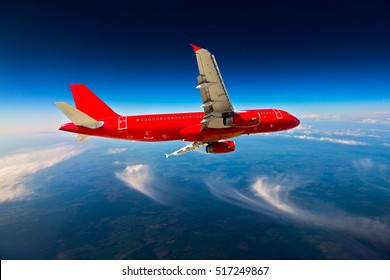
[54,102,103,129]
[70,84,119,120]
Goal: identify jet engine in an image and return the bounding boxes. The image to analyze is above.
[223,111,260,127]
[206,140,236,154]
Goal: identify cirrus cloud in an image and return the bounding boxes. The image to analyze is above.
[115,165,152,196]
[0,145,83,203]
[106,148,128,155]
[362,119,378,124]
[300,114,320,119]
[206,175,390,248]
[294,135,368,146]
[115,164,174,204]
[353,158,388,172]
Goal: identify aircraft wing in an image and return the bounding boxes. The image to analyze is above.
[165,142,207,158]
[190,44,234,129]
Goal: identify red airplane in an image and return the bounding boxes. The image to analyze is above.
[55,44,300,157]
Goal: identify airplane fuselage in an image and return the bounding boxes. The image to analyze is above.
[56,44,300,157]
[60,108,299,142]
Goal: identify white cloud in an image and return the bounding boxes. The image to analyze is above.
[299,113,342,120]
[106,148,128,155]
[206,175,304,219]
[284,124,312,135]
[300,114,320,119]
[353,112,390,125]
[296,110,390,125]
[116,165,152,196]
[274,123,383,144]
[353,158,389,172]
[0,145,82,203]
[206,175,390,247]
[115,164,171,204]
[352,159,390,191]
[286,122,385,139]
[362,119,377,124]
[294,135,368,146]
[318,137,367,145]
[116,164,201,205]
[353,158,374,170]
[294,124,312,130]
[252,177,295,214]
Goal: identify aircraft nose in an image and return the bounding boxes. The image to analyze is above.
[284,111,300,128]
[292,116,300,128]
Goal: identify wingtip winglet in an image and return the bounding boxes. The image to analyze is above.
[190,44,202,52]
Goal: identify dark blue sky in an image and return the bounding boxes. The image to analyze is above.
[1,0,389,131]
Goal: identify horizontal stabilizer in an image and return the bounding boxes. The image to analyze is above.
[54,102,103,129]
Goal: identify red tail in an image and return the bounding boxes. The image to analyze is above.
[70,84,119,119]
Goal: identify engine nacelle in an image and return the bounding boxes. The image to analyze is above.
[206,140,236,154]
[223,111,260,127]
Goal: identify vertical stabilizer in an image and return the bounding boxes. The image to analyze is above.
[70,84,119,120]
